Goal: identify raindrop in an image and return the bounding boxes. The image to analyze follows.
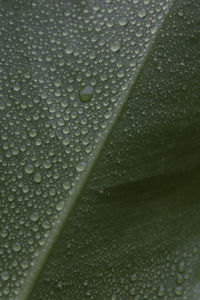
[131,273,137,282]
[76,161,86,173]
[138,9,147,18]
[79,85,94,103]
[119,16,128,26]
[34,172,42,183]
[158,285,165,297]
[12,242,21,252]
[25,164,34,174]
[110,40,121,52]
[1,271,9,281]
[56,201,64,212]
[174,286,183,296]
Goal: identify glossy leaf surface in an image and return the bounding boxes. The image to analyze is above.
[0,0,199,299]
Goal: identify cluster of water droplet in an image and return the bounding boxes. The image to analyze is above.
[0,0,173,297]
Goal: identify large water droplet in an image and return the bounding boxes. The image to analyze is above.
[79,85,94,103]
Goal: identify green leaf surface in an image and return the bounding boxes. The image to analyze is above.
[0,0,199,299]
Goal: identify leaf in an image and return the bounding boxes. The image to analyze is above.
[0,0,199,299]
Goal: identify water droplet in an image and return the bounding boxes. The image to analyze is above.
[42,220,51,230]
[131,273,137,282]
[79,85,94,103]
[158,285,165,297]
[22,185,30,193]
[21,260,29,269]
[12,242,21,252]
[30,212,40,222]
[119,16,128,26]
[63,181,70,190]
[110,40,121,52]
[138,9,147,18]
[174,286,183,296]
[76,161,86,173]
[176,272,184,284]
[129,287,135,295]
[43,160,52,169]
[178,261,185,273]
[56,201,64,212]
[34,172,42,183]
[49,188,57,197]
[65,46,73,54]
[1,271,9,281]
[25,164,34,174]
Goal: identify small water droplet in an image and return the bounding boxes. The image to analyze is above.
[138,9,147,18]
[56,201,64,211]
[43,160,52,169]
[110,40,121,52]
[158,285,165,297]
[25,164,34,174]
[176,272,184,284]
[42,220,51,230]
[30,212,40,222]
[129,287,135,295]
[131,273,137,282]
[178,261,185,273]
[174,286,183,296]
[76,161,86,172]
[12,242,21,252]
[119,16,128,26]
[65,46,73,54]
[63,181,70,190]
[34,172,42,183]
[1,271,9,281]
[79,85,93,103]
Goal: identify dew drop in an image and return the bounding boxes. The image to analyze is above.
[43,160,52,169]
[1,271,9,281]
[63,181,70,190]
[138,9,147,18]
[176,272,184,284]
[131,273,137,282]
[129,287,135,295]
[65,46,73,54]
[12,242,21,252]
[56,201,64,212]
[79,85,94,103]
[158,285,165,297]
[24,164,34,174]
[174,286,183,296]
[34,172,42,183]
[110,40,121,52]
[76,161,86,173]
[42,220,51,230]
[21,260,29,269]
[178,261,185,273]
[118,16,128,26]
[30,212,40,222]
